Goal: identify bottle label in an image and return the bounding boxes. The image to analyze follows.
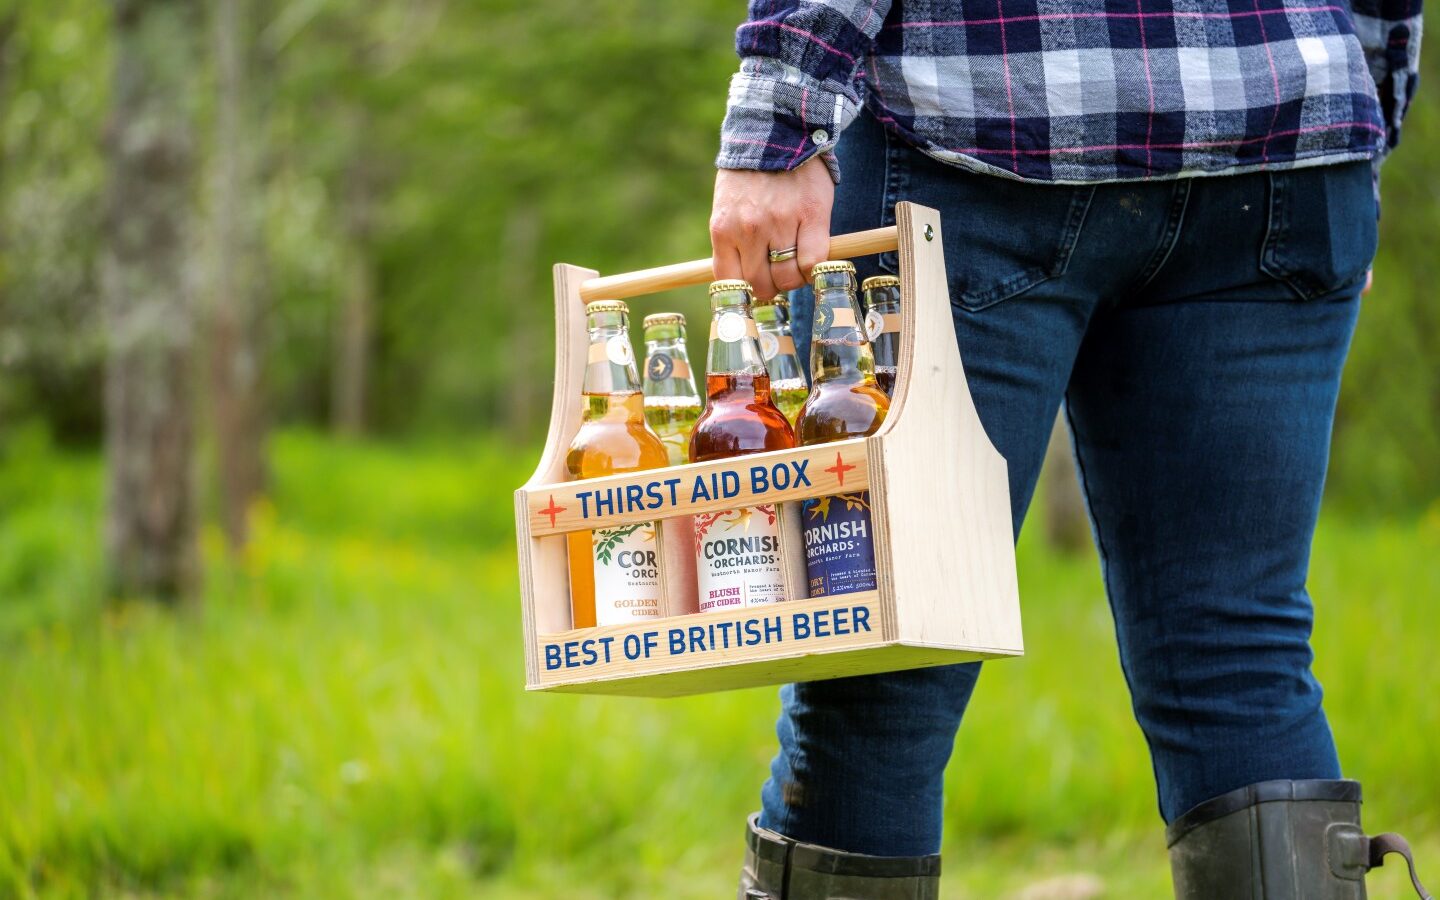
[646,351,674,380]
[592,522,662,625]
[606,335,633,366]
[864,309,884,341]
[715,312,749,343]
[759,331,779,361]
[802,492,878,597]
[693,505,786,611]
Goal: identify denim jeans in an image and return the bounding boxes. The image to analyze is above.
[763,111,1378,857]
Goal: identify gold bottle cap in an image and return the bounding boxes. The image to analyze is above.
[752,295,782,307]
[811,260,856,277]
[862,275,901,291]
[708,279,753,295]
[585,300,628,315]
[775,296,790,310]
[643,312,685,327]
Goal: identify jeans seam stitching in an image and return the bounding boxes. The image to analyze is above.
[1129,179,1193,298]
[1063,397,1187,822]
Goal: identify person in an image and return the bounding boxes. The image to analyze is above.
[707,1,1431,897]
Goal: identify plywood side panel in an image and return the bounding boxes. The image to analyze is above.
[515,264,597,679]
[882,203,1023,653]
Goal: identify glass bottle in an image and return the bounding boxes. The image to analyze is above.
[795,261,890,598]
[688,280,797,612]
[641,313,703,466]
[754,295,809,426]
[564,300,670,627]
[860,275,901,397]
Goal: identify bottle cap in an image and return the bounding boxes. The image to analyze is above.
[708,279,753,296]
[811,260,856,277]
[861,275,901,291]
[752,295,783,307]
[775,296,790,310]
[643,312,685,327]
[585,300,628,315]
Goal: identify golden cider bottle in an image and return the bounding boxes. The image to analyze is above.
[754,295,809,426]
[796,261,890,597]
[565,300,670,628]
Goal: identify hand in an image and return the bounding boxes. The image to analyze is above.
[710,155,834,301]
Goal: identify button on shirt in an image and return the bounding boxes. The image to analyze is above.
[717,0,1423,182]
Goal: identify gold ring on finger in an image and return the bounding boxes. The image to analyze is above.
[768,246,798,264]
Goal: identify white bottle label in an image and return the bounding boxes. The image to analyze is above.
[759,330,780,361]
[592,522,662,625]
[693,505,787,611]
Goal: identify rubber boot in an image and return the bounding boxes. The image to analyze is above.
[738,814,941,900]
[1167,780,1431,899]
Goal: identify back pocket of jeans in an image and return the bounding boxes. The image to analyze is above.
[893,155,1093,312]
[1260,162,1378,301]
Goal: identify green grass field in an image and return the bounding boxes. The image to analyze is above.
[1,430,1435,898]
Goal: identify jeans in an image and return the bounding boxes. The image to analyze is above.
[763,111,1378,857]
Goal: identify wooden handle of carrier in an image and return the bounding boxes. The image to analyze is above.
[577,226,900,303]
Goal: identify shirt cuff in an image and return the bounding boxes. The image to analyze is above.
[715,64,849,184]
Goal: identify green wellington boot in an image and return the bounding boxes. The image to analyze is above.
[1167,780,1431,899]
[738,814,941,900]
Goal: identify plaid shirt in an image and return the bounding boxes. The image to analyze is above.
[718,0,1423,182]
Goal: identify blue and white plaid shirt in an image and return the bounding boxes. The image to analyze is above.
[717,0,1422,182]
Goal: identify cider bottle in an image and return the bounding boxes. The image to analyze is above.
[689,280,797,611]
[796,261,890,597]
[860,275,902,397]
[754,295,809,426]
[641,313,703,466]
[565,300,670,627]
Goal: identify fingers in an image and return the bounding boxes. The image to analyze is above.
[712,241,743,282]
[738,229,780,301]
[795,205,831,286]
[710,159,837,301]
[768,230,805,294]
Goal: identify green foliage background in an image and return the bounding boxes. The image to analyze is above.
[1,0,1435,511]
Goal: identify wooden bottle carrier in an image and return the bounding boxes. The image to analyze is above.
[515,202,1022,697]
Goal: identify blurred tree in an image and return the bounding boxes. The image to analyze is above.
[209,0,269,548]
[333,104,377,436]
[101,0,200,601]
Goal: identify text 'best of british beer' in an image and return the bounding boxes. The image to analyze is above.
[796,262,890,597]
[641,313,703,466]
[754,296,809,427]
[565,300,670,628]
[688,280,797,612]
[860,275,902,397]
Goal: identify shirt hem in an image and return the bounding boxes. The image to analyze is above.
[913,144,1383,185]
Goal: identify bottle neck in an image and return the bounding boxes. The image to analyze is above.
[755,316,805,382]
[642,333,699,400]
[810,282,877,385]
[583,322,643,398]
[705,296,767,382]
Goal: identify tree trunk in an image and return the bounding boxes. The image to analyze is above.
[209,0,268,549]
[101,0,200,602]
[1042,409,1091,554]
[332,145,374,436]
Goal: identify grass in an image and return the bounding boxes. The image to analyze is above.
[0,429,1436,898]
